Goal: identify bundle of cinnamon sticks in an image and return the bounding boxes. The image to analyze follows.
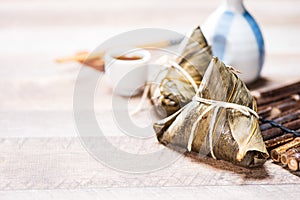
[254,81,300,171]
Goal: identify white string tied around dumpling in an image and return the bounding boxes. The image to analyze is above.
[169,60,258,159]
[130,56,198,116]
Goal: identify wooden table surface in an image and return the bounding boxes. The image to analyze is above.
[1,0,300,199]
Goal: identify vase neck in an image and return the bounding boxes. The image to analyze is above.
[221,0,245,13]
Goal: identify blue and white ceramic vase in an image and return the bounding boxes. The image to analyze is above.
[202,0,265,83]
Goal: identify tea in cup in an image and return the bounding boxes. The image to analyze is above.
[104,48,151,96]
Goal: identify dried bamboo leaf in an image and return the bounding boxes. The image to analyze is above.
[149,26,212,117]
[153,57,268,167]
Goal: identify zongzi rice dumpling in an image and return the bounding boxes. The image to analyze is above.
[150,27,269,167]
[149,27,212,117]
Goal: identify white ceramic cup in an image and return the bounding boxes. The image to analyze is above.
[104,48,151,96]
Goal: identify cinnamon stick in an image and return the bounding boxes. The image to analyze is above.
[264,133,294,149]
[287,153,300,171]
[260,110,300,131]
[270,107,300,120]
[258,106,272,118]
[258,96,298,112]
[270,137,300,162]
[281,147,300,167]
[262,118,300,140]
[258,100,300,119]
[276,100,300,112]
[254,81,300,100]
[257,92,300,106]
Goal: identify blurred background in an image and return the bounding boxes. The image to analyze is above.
[0,1,299,133]
[0,0,300,197]
[1,0,300,80]
[1,0,300,135]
